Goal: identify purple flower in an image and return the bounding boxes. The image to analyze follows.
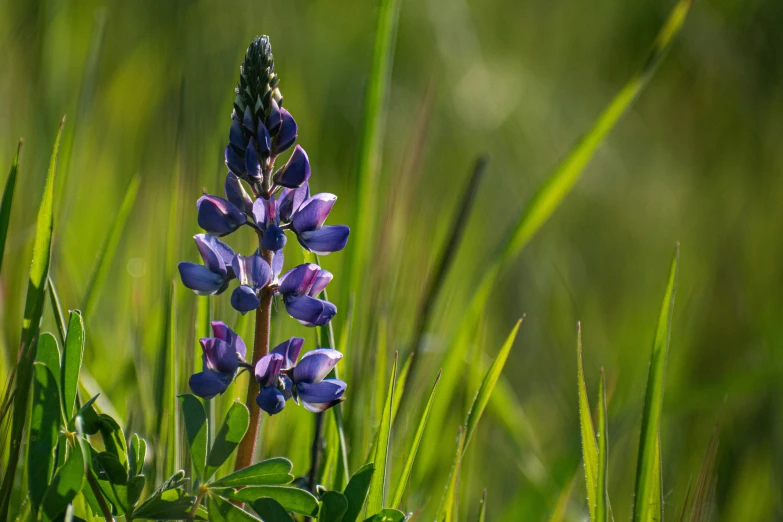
[252,195,287,252]
[272,108,297,155]
[278,264,336,327]
[178,234,236,295]
[254,339,344,415]
[290,194,350,255]
[189,322,246,399]
[197,194,247,236]
[273,145,310,189]
[230,252,273,314]
[278,183,310,222]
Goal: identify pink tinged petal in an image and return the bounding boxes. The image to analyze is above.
[257,386,286,415]
[245,137,262,181]
[274,145,311,188]
[255,353,284,387]
[309,269,333,297]
[190,371,232,399]
[196,234,235,267]
[252,198,266,228]
[194,235,227,276]
[278,183,310,222]
[271,337,305,369]
[278,263,319,296]
[291,194,337,233]
[211,321,247,360]
[200,338,238,374]
[299,226,350,255]
[296,379,346,405]
[293,349,343,384]
[179,262,224,295]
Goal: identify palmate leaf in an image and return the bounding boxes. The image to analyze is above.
[210,458,294,487]
[0,139,22,273]
[226,486,319,516]
[180,394,208,481]
[577,324,599,520]
[62,310,85,420]
[319,491,349,522]
[366,354,397,516]
[0,118,65,520]
[632,245,680,522]
[205,401,250,480]
[208,494,260,522]
[28,357,62,512]
[249,497,294,522]
[40,434,86,522]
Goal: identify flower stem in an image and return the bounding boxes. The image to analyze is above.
[234,247,274,471]
[187,487,207,522]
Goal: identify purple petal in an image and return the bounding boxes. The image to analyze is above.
[274,145,311,189]
[278,183,310,222]
[197,195,246,236]
[245,138,262,181]
[179,262,224,295]
[301,398,345,413]
[225,145,246,176]
[257,122,271,156]
[257,386,286,415]
[299,226,350,255]
[243,106,255,132]
[255,353,284,387]
[229,118,246,150]
[193,235,227,276]
[296,379,346,406]
[225,172,253,213]
[273,109,297,154]
[262,224,287,251]
[266,99,283,135]
[231,285,260,314]
[200,337,238,374]
[195,234,235,276]
[293,350,343,384]
[211,321,246,360]
[271,249,285,280]
[308,269,333,297]
[271,337,305,369]
[291,194,337,233]
[278,263,319,296]
[252,196,278,229]
[190,371,232,399]
[233,253,272,290]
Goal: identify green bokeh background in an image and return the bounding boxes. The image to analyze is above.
[1,0,781,520]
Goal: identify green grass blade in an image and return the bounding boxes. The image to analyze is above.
[435,426,465,522]
[167,281,179,476]
[632,245,680,522]
[0,117,65,520]
[547,472,577,522]
[82,174,140,316]
[463,319,522,451]
[390,352,412,424]
[366,353,397,516]
[477,489,487,522]
[577,323,598,521]
[390,369,440,509]
[348,0,401,296]
[62,310,85,420]
[596,369,609,522]
[48,275,68,345]
[687,417,721,522]
[0,139,22,274]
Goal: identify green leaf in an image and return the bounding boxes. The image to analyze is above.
[133,486,199,520]
[98,413,128,471]
[366,353,397,516]
[0,118,65,521]
[180,394,208,481]
[477,489,487,522]
[205,400,249,480]
[347,0,401,296]
[0,139,22,273]
[435,427,466,522]
[208,494,261,522]
[577,323,598,521]
[226,486,319,516]
[28,362,61,511]
[82,174,140,315]
[464,319,522,451]
[390,369,440,508]
[342,463,374,522]
[62,310,85,419]
[390,352,412,423]
[319,491,349,522]
[35,332,62,390]
[69,393,100,435]
[249,498,293,522]
[210,457,293,487]
[596,369,609,522]
[362,508,405,522]
[632,247,679,522]
[129,433,146,478]
[40,436,86,522]
[94,452,128,484]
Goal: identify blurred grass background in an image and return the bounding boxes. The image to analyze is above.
[1,0,782,520]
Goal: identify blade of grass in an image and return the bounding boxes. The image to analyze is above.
[577,323,598,521]
[0,139,22,274]
[390,369,441,509]
[167,282,179,476]
[596,369,609,522]
[632,245,680,522]
[477,489,487,522]
[435,426,465,522]
[347,0,402,303]
[48,275,68,345]
[688,415,721,522]
[547,471,577,522]
[82,174,140,316]
[366,353,398,516]
[0,117,65,520]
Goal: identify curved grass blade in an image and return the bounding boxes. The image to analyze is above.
[687,416,721,522]
[596,369,609,522]
[477,489,487,522]
[0,117,65,520]
[348,0,402,297]
[436,0,692,457]
[366,353,398,516]
[577,323,598,521]
[82,174,140,316]
[62,310,85,419]
[48,275,68,345]
[390,370,441,509]
[632,245,680,522]
[0,139,22,273]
